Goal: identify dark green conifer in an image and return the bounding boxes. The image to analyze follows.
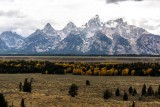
[0,93,8,107]
[123,91,128,101]
[129,86,133,94]
[141,84,146,96]
[86,80,90,86]
[115,88,120,96]
[147,85,154,96]
[68,84,78,97]
[21,98,25,107]
[103,89,112,99]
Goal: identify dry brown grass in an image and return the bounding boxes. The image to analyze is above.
[0,74,160,107]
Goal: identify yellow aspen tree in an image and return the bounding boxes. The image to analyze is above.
[122,68,129,76]
[114,69,118,75]
[131,70,135,76]
[86,69,92,75]
[93,68,99,75]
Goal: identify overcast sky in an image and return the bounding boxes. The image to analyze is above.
[0,0,160,36]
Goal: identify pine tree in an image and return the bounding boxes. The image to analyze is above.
[129,86,133,94]
[21,98,25,107]
[68,84,78,97]
[86,80,90,86]
[0,93,8,107]
[19,82,22,91]
[132,88,137,96]
[158,85,160,96]
[132,101,135,107]
[115,88,120,96]
[147,86,154,96]
[23,78,32,93]
[123,92,128,101]
[103,89,112,99]
[141,84,146,96]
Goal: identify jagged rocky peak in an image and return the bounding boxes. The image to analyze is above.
[0,31,24,49]
[1,31,19,36]
[115,18,124,23]
[65,21,76,28]
[42,23,56,34]
[87,15,103,28]
[0,31,23,39]
[30,29,41,36]
[115,18,128,26]
[44,23,54,29]
[62,21,78,35]
[105,18,127,28]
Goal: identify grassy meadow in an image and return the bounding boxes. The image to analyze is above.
[0,74,160,107]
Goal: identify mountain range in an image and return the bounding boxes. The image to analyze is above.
[0,15,160,55]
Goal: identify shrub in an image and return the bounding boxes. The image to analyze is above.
[129,86,133,94]
[103,89,112,99]
[0,93,8,107]
[86,80,90,86]
[141,84,147,96]
[115,88,120,96]
[68,84,78,97]
[147,86,154,96]
[123,92,128,101]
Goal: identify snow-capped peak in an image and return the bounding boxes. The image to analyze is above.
[1,31,23,39]
[105,18,127,28]
[42,23,56,34]
[44,23,54,29]
[87,15,103,28]
[0,31,24,49]
[65,21,76,29]
[115,18,125,24]
[62,21,78,37]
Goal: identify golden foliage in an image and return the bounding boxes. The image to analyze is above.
[122,68,129,76]
[131,70,135,76]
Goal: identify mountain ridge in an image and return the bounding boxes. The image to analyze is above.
[0,15,160,55]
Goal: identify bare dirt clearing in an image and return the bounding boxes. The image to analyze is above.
[0,74,160,107]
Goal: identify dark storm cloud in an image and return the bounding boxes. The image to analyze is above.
[106,0,143,4]
[0,10,26,18]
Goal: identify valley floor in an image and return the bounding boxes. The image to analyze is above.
[0,56,160,63]
[0,74,160,107]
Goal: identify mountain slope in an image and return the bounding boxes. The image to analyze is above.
[82,31,112,54]
[0,31,24,49]
[112,35,132,55]
[22,24,61,53]
[0,38,8,51]
[137,34,160,55]
[55,32,83,54]
[0,15,159,55]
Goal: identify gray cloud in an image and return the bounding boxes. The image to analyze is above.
[106,0,143,4]
[0,10,26,18]
[0,0,14,2]
[138,18,160,31]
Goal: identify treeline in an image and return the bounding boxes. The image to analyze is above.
[0,60,65,74]
[66,62,160,76]
[0,60,160,76]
